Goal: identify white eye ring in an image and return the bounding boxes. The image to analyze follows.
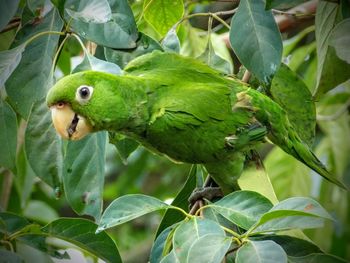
[76,85,93,104]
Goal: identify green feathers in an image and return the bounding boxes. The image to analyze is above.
[47,51,347,192]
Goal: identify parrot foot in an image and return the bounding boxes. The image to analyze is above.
[188,187,223,207]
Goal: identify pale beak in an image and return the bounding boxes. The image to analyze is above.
[50,103,92,140]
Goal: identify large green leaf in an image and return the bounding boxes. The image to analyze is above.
[314,1,350,98]
[0,99,17,171]
[151,225,177,263]
[98,194,169,232]
[63,132,107,220]
[108,133,139,164]
[210,191,273,230]
[66,0,112,23]
[230,0,282,84]
[0,249,24,263]
[236,240,288,263]
[271,64,316,146]
[5,8,63,118]
[0,44,25,88]
[264,147,311,200]
[329,18,350,63]
[172,217,225,262]
[143,0,184,36]
[187,234,232,263]
[289,253,347,263]
[25,99,62,189]
[156,165,197,237]
[0,212,30,234]
[104,33,163,69]
[42,218,121,263]
[0,0,20,31]
[65,0,138,48]
[249,197,332,234]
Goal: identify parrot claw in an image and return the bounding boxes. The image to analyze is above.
[188,187,223,207]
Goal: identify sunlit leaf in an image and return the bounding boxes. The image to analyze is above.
[172,217,225,262]
[63,132,107,220]
[210,191,273,230]
[5,8,63,118]
[0,100,17,171]
[249,197,332,234]
[271,63,316,146]
[329,18,350,63]
[143,0,184,36]
[65,0,138,48]
[230,0,282,84]
[42,218,121,263]
[25,99,62,189]
[98,194,169,232]
[66,0,112,23]
[236,240,288,263]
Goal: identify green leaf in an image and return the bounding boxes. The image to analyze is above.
[63,132,107,220]
[151,225,177,263]
[249,197,332,234]
[98,194,169,232]
[329,18,350,63]
[230,0,282,84]
[0,0,20,31]
[254,235,322,257]
[265,0,307,10]
[66,0,112,23]
[271,63,316,146]
[143,0,184,36]
[172,217,225,262]
[72,52,122,75]
[65,0,138,48]
[42,218,121,263]
[0,249,24,263]
[162,28,181,53]
[24,200,58,224]
[236,240,288,263]
[0,212,30,234]
[25,99,62,189]
[5,8,63,118]
[289,254,347,263]
[187,234,232,263]
[109,133,139,164]
[104,33,162,69]
[198,39,232,74]
[0,99,17,171]
[210,191,273,230]
[0,44,25,88]
[264,147,311,201]
[156,165,197,236]
[161,250,179,263]
[314,1,350,98]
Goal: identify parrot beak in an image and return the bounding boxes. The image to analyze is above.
[50,103,92,140]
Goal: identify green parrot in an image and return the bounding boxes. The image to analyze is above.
[46,51,346,193]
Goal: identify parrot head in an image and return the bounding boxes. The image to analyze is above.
[46,71,128,140]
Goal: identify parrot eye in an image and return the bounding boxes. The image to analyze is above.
[76,85,93,104]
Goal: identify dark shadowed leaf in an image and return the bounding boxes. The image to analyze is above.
[109,133,139,164]
[0,249,24,263]
[230,0,282,84]
[65,0,138,48]
[63,132,107,220]
[151,225,177,263]
[104,33,163,69]
[98,194,169,232]
[271,63,316,146]
[42,218,121,263]
[0,100,17,171]
[210,190,273,230]
[156,165,197,236]
[314,1,350,98]
[172,217,225,262]
[25,99,62,189]
[5,8,63,118]
[187,234,231,263]
[289,253,347,263]
[0,44,25,88]
[236,240,288,263]
[265,0,307,10]
[0,0,20,31]
[0,212,30,234]
[249,197,332,234]
[143,0,184,36]
[329,18,350,63]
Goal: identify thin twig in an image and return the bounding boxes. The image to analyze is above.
[241,70,251,83]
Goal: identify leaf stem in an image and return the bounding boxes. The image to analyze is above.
[220,226,241,240]
[24,31,66,47]
[169,205,194,219]
[51,34,71,75]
